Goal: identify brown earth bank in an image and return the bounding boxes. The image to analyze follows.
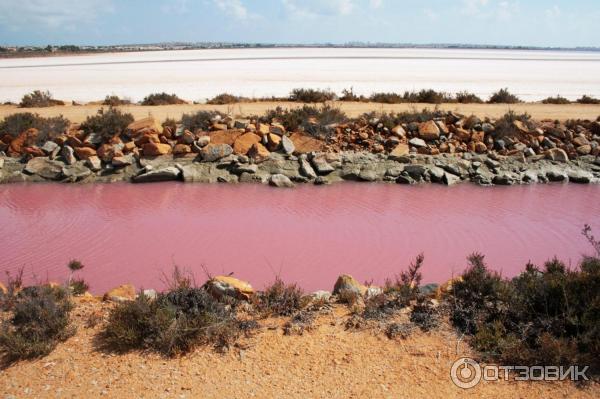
[1,297,598,399]
[2,102,600,123]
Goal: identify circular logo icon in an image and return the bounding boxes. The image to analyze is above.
[451,357,482,389]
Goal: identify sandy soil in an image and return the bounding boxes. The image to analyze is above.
[1,102,599,125]
[1,299,597,398]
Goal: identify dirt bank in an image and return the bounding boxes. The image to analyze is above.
[0,298,597,399]
[1,101,600,124]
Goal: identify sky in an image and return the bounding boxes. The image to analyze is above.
[0,0,598,47]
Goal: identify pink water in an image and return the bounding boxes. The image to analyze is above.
[1,183,599,294]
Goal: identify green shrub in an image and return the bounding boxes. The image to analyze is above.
[455,91,484,104]
[0,112,70,144]
[362,108,444,130]
[409,297,440,331]
[0,286,74,361]
[19,90,64,108]
[101,287,245,356]
[207,93,247,105]
[102,95,131,106]
[262,105,347,139]
[181,110,227,132]
[283,310,315,335]
[254,277,304,317]
[69,278,89,296]
[0,268,24,311]
[542,95,571,104]
[141,92,185,106]
[576,95,600,105]
[339,88,366,102]
[289,88,336,103]
[493,110,532,138]
[406,89,453,104]
[369,92,405,104]
[488,88,521,104]
[80,107,134,140]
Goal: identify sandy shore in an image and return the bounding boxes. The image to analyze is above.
[1,102,600,124]
[1,298,597,399]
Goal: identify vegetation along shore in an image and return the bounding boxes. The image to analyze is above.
[0,89,599,186]
[1,226,599,396]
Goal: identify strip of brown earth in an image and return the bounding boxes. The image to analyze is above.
[1,298,598,399]
[2,102,600,124]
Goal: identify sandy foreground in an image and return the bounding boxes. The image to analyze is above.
[1,102,600,124]
[0,299,597,399]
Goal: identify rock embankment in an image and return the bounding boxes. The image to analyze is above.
[1,113,600,186]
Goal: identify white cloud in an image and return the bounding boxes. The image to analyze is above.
[461,0,489,16]
[282,0,355,18]
[212,0,252,20]
[0,0,112,30]
[496,1,519,21]
[370,0,382,9]
[545,5,561,19]
[423,8,439,21]
[162,0,189,15]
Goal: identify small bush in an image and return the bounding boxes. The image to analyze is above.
[207,93,247,105]
[386,322,414,339]
[493,110,532,138]
[289,88,336,103]
[19,90,64,108]
[102,287,243,356]
[362,108,444,130]
[455,91,484,104]
[102,95,131,106]
[0,286,74,361]
[261,105,347,139]
[283,311,315,335]
[69,278,89,296]
[0,112,69,144]
[80,107,134,140]
[576,95,600,105]
[406,89,453,104]
[181,110,227,132]
[339,88,366,102]
[254,277,304,317]
[0,268,24,311]
[141,92,185,106]
[488,88,521,104]
[410,297,440,331]
[369,92,405,104]
[542,95,571,105]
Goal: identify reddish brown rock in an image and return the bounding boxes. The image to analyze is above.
[418,121,440,141]
[205,276,254,301]
[248,142,270,162]
[122,141,136,153]
[289,132,325,154]
[474,142,487,153]
[209,129,242,146]
[23,146,45,157]
[97,144,115,162]
[143,142,172,156]
[103,284,136,302]
[127,117,160,134]
[471,130,485,143]
[9,128,38,155]
[75,146,97,160]
[233,132,262,155]
[173,143,192,155]
[266,133,282,151]
[390,143,409,157]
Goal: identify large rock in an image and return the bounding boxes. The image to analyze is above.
[333,274,367,296]
[24,157,64,180]
[62,163,91,181]
[74,146,97,160]
[408,138,426,148]
[143,142,172,156]
[281,135,295,155]
[209,129,242,146]
[247,142,270,162]
[9,128,38,155]
[205,276,254,301]
[269,173,295,188]
[133,166,180,183]
[62,145,76,165]
[310,154,335,175]
[181,163,236,183]
[289,132,325,153]
[545,148,569,163]
[41,141,59,155]
[233,133,261,155]
[299,157,317,179]
[103,284,136,302]
[86,155,102,171]
[200,143,233,162]
[418,121,440,141]
[390,143,409,157]
[127,117,160,134]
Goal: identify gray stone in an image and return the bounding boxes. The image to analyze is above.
[310,154,335,175]
[269,173,295,188]
[546,168,568,182]
[181,163,234,183]
[24,157,64,180]
[314,176,330,185]
[133,166,181,183]
[493,172,517,185]
[41,141,59,154]
[545,148,569,163]
[522,170,539,183]
[427,166,445,182]
[443,172,461,185]
[0,158,4,169]
[358,167,378,182]
[299,158,317,179]
[62,163,92,181]
[86,156,102,172]
[408,137,427,148]
[281,135,295,155]
[567,169,593,184]
[62,145,76,165]
[308,290,332,302]
[199,144,233,162]
[385,166,404,177]
[232,163,258,174]
[197,136,211,148]
[112,154,134,167]
[404,164,426,180]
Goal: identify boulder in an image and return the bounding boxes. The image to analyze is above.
[86,155,102,172]
[103,284,136,302]
[181,130,195,145]
[173,144,192,155]
[112,154,134,167]
[391,125,406,138]
[269,123,286,136]
[9,128,38,155]
[143,142,172,156]
[209,129,242,146]
[61,145,76,165]
[418,121,440,141]
[205,276,254,301]
[269,173,295,188]
[545,148,569,163]
[390,143,410,157]
[408,138,426,148]
[333,274,367,296]
[289,132,325,153]
[41,141,59,155]
[74,146,97,160]
[299,157,317,179]
[23,146,45,157]
[233,133,262,155]
[310,154,335,175]
[281,135,295,155]
[133,166,180,183]
[247,142,270,162]
[62,163,92,181]
[24,157,63,180]
[127,117,160,134]
[200,143,234,162]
